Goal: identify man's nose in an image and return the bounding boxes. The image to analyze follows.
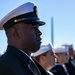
[36,29,42,36]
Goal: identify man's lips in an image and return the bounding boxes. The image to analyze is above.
[37,38,42,42]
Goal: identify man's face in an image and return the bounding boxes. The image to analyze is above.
[44,50,56,70]
[62,53,69,63]
[69,48,74,57]
[16,22,42,53]
[57,52,69,64]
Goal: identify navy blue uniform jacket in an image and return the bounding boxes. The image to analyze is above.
[0,45,48,75]
[50,65,68,75]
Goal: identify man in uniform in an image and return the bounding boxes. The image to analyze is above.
[63,44,75,75]
[50,46,69,75]
[33,43,56,75]
[0,2,48,75]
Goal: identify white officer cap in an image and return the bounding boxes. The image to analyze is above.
[33,43,53,57]
[62,44,73,49]
[54,46,69,53]
[0,2,45,30]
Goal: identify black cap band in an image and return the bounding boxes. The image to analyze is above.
[3,12,40,30]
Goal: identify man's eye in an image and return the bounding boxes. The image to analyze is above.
[32,26,39,29]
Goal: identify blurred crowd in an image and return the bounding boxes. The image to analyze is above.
[32,43,75,75]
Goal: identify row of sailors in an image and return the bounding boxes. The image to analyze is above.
[32,43,75,75]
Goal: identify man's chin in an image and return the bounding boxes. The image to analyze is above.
[32,48,39,53]
[31,42,41,53]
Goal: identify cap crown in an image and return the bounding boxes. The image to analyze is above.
[0,2,45,30]
[33,43,53,57]
[54,46,69,53]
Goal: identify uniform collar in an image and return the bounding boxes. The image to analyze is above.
[6,45,40,75]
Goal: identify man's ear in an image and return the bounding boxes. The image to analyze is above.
[11,27,20,40]
[40,55,46,62]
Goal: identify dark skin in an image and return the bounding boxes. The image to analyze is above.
[6,22,42,56]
